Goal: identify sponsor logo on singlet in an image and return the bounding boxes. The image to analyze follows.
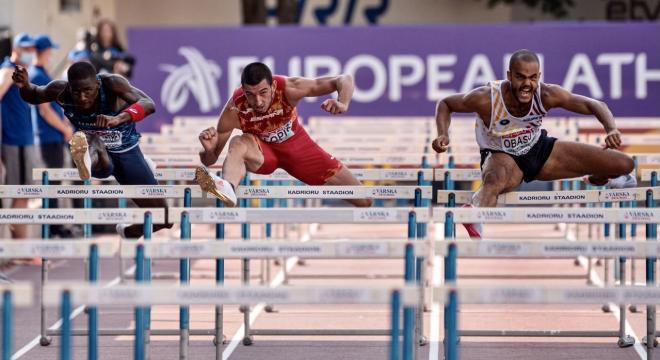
[500,128,536,156]
[84,130,122,149]
[250,109,284,122]
[259,120,295,143]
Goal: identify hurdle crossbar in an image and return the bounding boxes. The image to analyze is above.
[437,187,660,205]
[433,206,660,223]
[0,208,165,224]
[0,240,118,258]
[169,207,430,224]
[120,239,428,259]
[43,283,419,306]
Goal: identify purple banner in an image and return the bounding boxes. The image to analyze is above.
[128,23,660,132]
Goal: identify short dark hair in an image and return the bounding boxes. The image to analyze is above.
[241,62,273,86]
[67,61,97,82]
[509,49,540,71]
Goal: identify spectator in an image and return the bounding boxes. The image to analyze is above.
[31,34,75,238]
[0,33,42,254]
[89,19,135,78]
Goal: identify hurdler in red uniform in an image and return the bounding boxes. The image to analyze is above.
[195,62,371,207]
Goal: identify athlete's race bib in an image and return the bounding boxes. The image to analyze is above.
[85,130,123,150]
[500,128,538,156]
[260,120,295,143]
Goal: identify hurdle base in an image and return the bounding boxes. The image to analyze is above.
[242,336,254,346]
[249,329,400,336]
[618,335,635,348]
[418,335,428,346]
[642,336,659,347]
[213,335,227,346]
[459,330,622,337]
[39,335,52,346]
[48,329,226,337]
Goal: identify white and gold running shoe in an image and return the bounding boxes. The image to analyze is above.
[194,166,237,207]
[69,131,91,181]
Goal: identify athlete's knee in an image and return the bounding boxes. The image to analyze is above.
[86,133,105,149]
[616,155,634,175]
[228,136,252,155]
[482,168,508,190]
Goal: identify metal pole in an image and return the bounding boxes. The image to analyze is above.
[135,245,145,360]
[40,171,51,346]
[215,195,225,358]
[180,194,191,360]
[241,176,253,345]
[617,202,634,347]
[390,290,401,360]
[413,190,426,347]
[603,201,612,313]
[60,290,72,360]
[2,291,11,360]
[143,212,153,358]
[403,243,415,360]
[88,244,99,360]
[444,212,458,360]
[647,188,657,358]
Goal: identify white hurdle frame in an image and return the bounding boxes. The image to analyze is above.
[434,206,660,353]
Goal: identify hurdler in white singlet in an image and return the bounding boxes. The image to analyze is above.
[475,80,548,156]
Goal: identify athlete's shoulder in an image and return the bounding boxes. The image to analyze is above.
[272,74,287,86]
[99,73,129,86]
[539,82,563,94]
[464,85,491,105]
[231,86,245,104]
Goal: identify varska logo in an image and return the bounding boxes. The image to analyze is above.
[357,209,397,221]
[242,188,270,197]
[370,188,399,198]
[16,186,44,196]
[475,210,509,221]
[95,211,130,222]
[623,210,656,222]
[159,47,221,114]
[207,210,243,222]
[138,187,169,197]
[601,190,634,202]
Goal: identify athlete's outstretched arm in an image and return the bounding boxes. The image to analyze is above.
[542,84,620,149]
[94,74,156,128]
[199,98,241,167]
[105,74,155,115]
[11,65,66,104]
[433,86,490,153]
[285,75,354,114]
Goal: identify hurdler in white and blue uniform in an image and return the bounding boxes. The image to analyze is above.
[12,61,172,238]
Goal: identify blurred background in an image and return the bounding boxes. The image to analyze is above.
[1,0,658,132]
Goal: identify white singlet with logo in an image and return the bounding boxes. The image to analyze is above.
[475,80,547,156]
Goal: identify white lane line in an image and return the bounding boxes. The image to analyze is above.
[570,230,646,360]
[223,223,318,360]
[12,265,136,359]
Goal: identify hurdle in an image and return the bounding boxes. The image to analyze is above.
[0,208,164,351]
[433,206,660,358]
[43,280,420,360]
[119,239,428,359]
[33,167,443,182]
[432,283,660,360]
[167,207,430,352]
[1,283,33,360]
